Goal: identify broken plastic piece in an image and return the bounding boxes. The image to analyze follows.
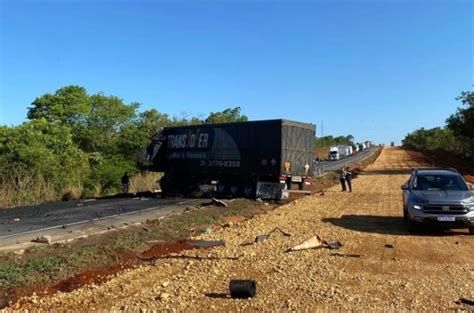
[289,235,325,251]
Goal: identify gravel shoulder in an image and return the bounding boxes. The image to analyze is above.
[7,148,474,312]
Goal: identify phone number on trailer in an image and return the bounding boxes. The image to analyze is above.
[200,160,241,167]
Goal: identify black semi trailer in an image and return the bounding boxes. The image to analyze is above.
[142,119,316,199]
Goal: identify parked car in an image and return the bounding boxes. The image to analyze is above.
[401,168,474,234]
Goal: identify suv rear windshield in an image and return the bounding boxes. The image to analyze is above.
[413,174,468,191]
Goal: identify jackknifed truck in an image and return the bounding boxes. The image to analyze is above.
[141,119,316,199]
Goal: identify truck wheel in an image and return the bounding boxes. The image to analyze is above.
[298,182,305,191]
[244,185,254,198]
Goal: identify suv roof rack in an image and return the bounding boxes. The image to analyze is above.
[413,167,458,173]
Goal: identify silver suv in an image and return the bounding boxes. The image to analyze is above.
[401,168,474,234]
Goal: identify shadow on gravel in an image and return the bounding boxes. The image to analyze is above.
[322,215,470,236]
[357,168,414,175]
[205,293,230,299]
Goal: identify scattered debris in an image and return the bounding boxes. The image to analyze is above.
[61,225,67,229]
[255,227,291,243]
[32,235,52,244]
[330,253,361,258]
[255,235,268,243]
[325,241,343,250]
[456,297,474,306]
[287,235,325,252]
[204,227,213,234]
[185,240,225,248]
[287,235,344,252]
[384,244,395,249]
[229,280,257,299]
[142,227,150,232]
[200,198,229,207]
[13,218,20,222]
[240,227,291,246]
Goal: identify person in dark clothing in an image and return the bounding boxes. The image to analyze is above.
[121,173,130,194]
[339,167,347,191]
[345,167,353,192]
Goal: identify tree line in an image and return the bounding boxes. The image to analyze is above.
[0,86,248,207]
[402,89,474,160]
[314,135,354,148]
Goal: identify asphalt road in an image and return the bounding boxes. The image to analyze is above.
[316,146,379,173]
[0,196,203,251]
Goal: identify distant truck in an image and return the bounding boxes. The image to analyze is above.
[141,119,316,199]
[329,145,352,161]
[358,142,367,151]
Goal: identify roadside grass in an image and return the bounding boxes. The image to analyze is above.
[0,199,274,298]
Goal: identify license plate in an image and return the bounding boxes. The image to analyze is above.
[291,176,302,183]
[437,216,455,222]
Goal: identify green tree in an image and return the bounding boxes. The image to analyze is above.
[314,135,354,148]
[0,119,89,203]
[446,89,474,157]
[27,86,90,125]
[204,107,248,124]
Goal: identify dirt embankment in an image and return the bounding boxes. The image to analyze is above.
[9,147,473,312]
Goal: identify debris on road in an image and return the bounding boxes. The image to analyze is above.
[32,235,52,244]
[384,244,395,249]
[200,198,228,207]
[13,218,20,222]
[255,227,291,243]
[229,280,257,299]
[288,235,325,251]
[330,253,361,258]
[325,241,343,250]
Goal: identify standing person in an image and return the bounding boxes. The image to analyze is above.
[339,167,347,191]
[121,172,130,194]
[345,167,353,192]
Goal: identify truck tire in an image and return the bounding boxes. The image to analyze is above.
[469,227,474,235]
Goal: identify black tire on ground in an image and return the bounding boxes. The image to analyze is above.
[469,227,474,235]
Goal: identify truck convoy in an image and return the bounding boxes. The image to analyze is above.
[141,119,316,199]
[329,145,353,161]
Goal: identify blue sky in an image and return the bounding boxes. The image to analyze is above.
[0,0,472,144]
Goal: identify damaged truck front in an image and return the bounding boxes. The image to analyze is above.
[141,119,316,199]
